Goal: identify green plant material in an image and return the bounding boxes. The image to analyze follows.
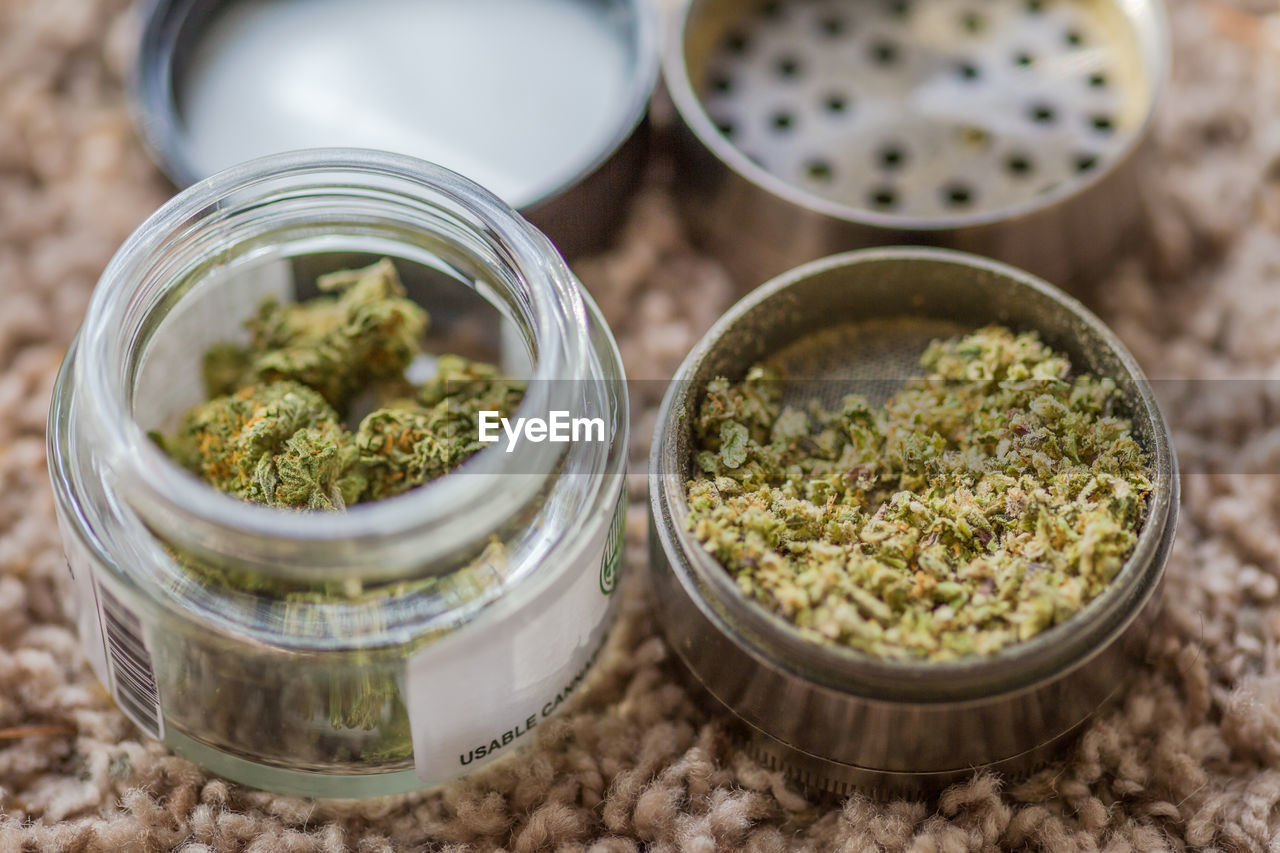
[152,259,523,759]
[159,258,522,511]
[686,325,1151,660]
[358,356,526,501]
[212,257,429,409]
[356,698,414,762]
[201,342,252,399]
[166,380,366,510]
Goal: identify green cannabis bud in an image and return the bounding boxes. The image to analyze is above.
[159,259,524,511]
[167,380,365,510]
[686,325,1151,660]
[208,257,429,407]
[358,356,526,501]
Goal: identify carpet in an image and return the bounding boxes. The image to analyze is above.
[3,0,1280,849]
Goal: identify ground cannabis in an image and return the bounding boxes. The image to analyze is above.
[687,325,1151,660]
[161,258,523,511]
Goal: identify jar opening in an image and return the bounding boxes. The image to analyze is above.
[78,150,595,583]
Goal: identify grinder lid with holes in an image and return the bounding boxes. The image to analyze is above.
[664,0,1171,287]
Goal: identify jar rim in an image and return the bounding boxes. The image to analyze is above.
[77,148,595,581]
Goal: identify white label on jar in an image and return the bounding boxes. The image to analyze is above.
[59,524,165,741]
[406,479,626,784]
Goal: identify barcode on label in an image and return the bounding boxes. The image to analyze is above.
[99,585,163,740]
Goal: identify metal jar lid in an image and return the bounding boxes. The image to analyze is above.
[130,0,659,258]
[648,248,1178,797]
[664,0,1171,288]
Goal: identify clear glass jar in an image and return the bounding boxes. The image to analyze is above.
[47,149,629,797]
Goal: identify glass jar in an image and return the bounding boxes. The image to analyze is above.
[47,149,629,798]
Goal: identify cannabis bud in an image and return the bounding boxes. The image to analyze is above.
[159,259,525,511]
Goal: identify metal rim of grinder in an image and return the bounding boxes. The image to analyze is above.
[648,247,1178,798]
[663,0,1171,289]
[129,0,659,260]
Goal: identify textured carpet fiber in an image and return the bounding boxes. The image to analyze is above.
[4,0,1280,849]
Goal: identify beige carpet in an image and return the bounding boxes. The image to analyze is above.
[4,0,1280,849]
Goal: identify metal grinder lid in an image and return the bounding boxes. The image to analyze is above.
[129,0,659,255]
[687,0,1164,224]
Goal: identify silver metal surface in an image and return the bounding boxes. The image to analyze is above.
[665,0,1170,288]
[129,0,658,259]
[648,248,1178,797]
